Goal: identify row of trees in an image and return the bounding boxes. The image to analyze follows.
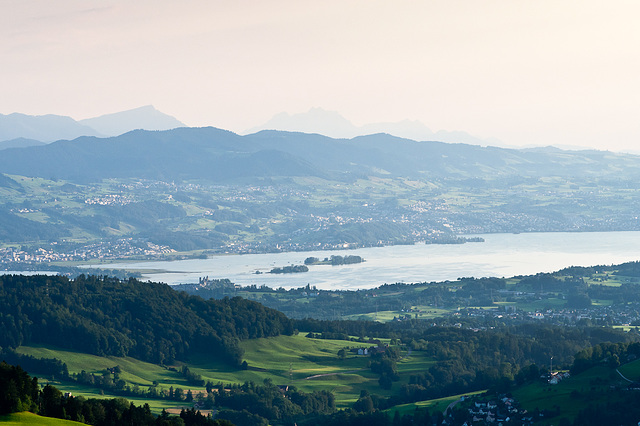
[0,361,229,425]
[268,265,309,274]
[212,379,336,425]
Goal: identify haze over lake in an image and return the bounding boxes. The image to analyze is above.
[99,231,640,290]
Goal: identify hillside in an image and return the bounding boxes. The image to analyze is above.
[0,412,84,425]
[3,271,640,425]
[0,127,639,183]
[0,275,293,366]
[0,128,324,183]
[0,138,45,151]
[2,127,640,259]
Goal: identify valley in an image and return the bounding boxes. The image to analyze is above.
[3,130,640,424]
[5,262,640,424]
[4,1,640,423]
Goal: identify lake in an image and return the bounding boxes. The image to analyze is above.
[98,231,640,290]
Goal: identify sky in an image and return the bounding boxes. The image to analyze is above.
[1,1,639,151]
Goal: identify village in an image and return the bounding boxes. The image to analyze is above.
[452,303,640,329]
[0,238,175,265]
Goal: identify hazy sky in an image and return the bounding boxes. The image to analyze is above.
[2,1,639,150]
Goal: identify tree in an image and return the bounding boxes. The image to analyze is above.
[353,395,374,413]
[378,373,393,390]
[174,388,184,401]
[609,354,621,369]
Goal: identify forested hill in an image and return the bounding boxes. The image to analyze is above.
[1,127,640,183]
[0,275,293,366]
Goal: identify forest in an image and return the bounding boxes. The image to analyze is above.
[0,274,294,366]
[4,272,640,425]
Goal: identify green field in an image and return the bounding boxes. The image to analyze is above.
[385,390,486,417]
[617,357,640,380]
[513,365,631,424]
[0,412,83,425]
[17,334,436,411]
[345,306,451,322]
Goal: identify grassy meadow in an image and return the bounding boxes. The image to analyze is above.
[512,363,637,425]
[384,390,486,417]
[0,412,83,425]
[17,334,436,412]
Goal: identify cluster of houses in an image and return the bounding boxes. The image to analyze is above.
[352,343,389,356]
[84,194,133,205]
[461,396,534,425]
[455,303,640,329]
[0,238,175,265]
[547,371,570,385]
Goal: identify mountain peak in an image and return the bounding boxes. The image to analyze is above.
[246,107,357,138]
[79,106,185,137]
[245,108,495,146]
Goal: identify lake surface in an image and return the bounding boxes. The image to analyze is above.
[98,231,640,290]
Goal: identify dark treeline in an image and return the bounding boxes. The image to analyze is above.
[571,340,640,374]
[0,274,294,366]
[0,261,141,281]
[0,348,69,380]
[269,264,309,274]
[0,361,230,425]
[587,282,640,307]
[294,318,394,337]
[212,380,336,425]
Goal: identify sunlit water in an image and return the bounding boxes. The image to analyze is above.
[97,231,640,290]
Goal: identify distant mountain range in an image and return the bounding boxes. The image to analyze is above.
[78,105,185,137]
[0,105,184,148]
[0,137,45,150]
[0,126,637,184]
[245,107,501,146]
[0,113,102,144]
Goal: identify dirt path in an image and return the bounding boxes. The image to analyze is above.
[303,348,413,380]
[303,368,368,380]
[617,368,634,383]
[445,397,462,413]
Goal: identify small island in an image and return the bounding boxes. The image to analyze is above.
[263,255,365,274]
[268,264,309,274]
[304,255,365,266]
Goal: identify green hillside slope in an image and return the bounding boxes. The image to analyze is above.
[0,412,84,425]
[0,275,293,366]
